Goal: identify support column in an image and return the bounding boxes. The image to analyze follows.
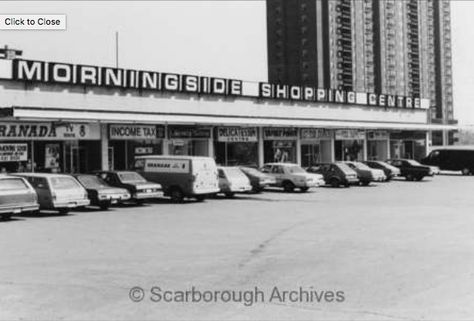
[162,125,169,155]
[362,130,368,161]
[100,123,109,171]
[386,137,391,160]
[426,131,431,157]
[296,129,302,166]
[208,127,214,158]
[330,135,335,162]
[258,127,264,168]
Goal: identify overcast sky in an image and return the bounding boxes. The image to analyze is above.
[1,1,473,125]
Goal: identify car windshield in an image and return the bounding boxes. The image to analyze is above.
[117,172,147,183]
[240,167,264,177]
[0,178,28,191]
[77,175,108,188]
[50,177,82,189]
[406,160,422,166]
[286,165,306,174]
[337,163,356,174]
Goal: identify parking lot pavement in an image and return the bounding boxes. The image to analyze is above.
[1,174,474,320]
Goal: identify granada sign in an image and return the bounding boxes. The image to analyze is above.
[0,123,100,140]
[0,58,430,109]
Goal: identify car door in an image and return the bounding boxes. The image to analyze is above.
[272,165,285,185]
[32,177,53,209]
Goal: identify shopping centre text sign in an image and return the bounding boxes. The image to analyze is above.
[0,59,429,109]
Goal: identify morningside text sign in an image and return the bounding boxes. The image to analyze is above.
[0,59,429,109]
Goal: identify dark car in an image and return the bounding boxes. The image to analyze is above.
[363,160,401,181]
[239,166,277,193]
[306,162,359,187]
[95,171,163,204]
[385,159,433,181]
[73,174,131,210]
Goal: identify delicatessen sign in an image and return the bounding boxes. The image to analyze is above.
[217,127,258,142]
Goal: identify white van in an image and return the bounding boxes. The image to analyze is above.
[134,155,219,202]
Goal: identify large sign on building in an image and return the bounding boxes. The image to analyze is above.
[0,123,100,140]
[0,59,430,109]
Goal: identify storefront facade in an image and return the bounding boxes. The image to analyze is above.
[0,56,456,172]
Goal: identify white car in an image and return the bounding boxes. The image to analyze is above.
[217,167,252,198]
[261,163,325,192]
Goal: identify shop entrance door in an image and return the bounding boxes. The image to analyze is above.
[64,143,87,173]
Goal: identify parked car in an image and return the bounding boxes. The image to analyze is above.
[217,167,252,197]
[14,173,89,214]
[306,162,359,187]
[386,159,433,181]
[421,146,474,175]
[260,162,325,192]
[73,174,131,210]
[344,161,386,186]
[239,166,276,193]
[363,160,401,181]
[96,171,163,204]
[134,155,220,202]
[0,175,39,219]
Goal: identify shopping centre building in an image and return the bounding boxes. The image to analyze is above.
[0,52,456,173]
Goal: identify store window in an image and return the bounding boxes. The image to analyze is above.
[263,128,298,163]
[215,127,258,166]
[334,129,366,161]
[168,126,211,157]
[300,129,333,167]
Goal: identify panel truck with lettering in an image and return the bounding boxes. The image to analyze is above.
[134,155,219,203]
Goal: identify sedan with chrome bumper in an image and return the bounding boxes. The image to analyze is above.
[96,171,163,204]
[74,174,131,210]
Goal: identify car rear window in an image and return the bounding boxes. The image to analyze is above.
[224,167,247,178]
[77,175,108,188]
[118,172,147,183]
[50,177,82,189]
[240,167,264,177]
[337,163,355,174]
[0,178,29,191]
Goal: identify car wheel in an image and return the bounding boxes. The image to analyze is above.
[135,199,145,205]
[361,180,370,186]
[330,178,340,188]
[405,174,414,181]
[195,195,205,202]
[252,186,263,194]
[99,202,110,210]
[300,187,309,192]
[462,168,471,175]
[170,188,184,203]
[225,192,235,198]
[282,181,295,192]
[415,176,424,181]
[1,214,12,220]
[58,209,69,215]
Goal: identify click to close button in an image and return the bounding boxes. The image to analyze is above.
[0,15,66,30]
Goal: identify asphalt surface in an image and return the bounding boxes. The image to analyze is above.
[1,174,474,321]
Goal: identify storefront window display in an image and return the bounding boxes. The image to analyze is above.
[215,127,258,166]
[109,124,164,170]
[168,126,211,156]
[390,132,427,161]
[367,131,389,161]
[300,129,333,167]
[334,129,366,161]
[0,122,101,173]
[263,128,298,163]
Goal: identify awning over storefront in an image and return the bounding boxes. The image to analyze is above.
[0,106,458,131]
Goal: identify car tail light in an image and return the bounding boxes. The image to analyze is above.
[52,191,57,201]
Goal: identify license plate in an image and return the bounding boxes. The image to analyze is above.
[111,200,118,204]
[13,209,21,214]
[68,203,76,208]
[146,189,152,193]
